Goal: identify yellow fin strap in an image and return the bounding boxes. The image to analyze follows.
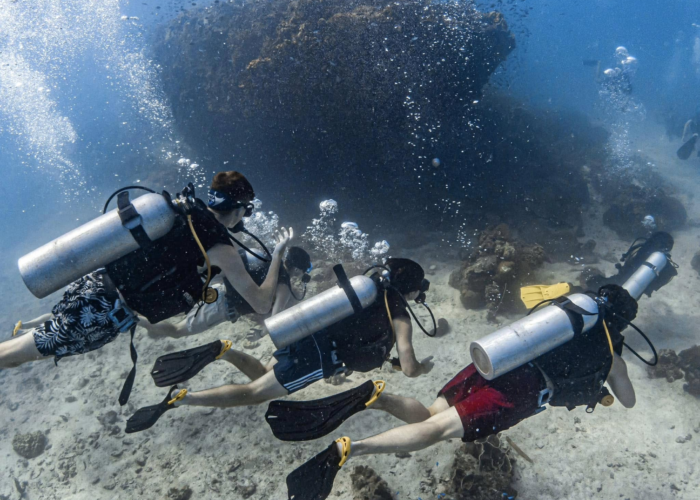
[216,340,233,360]
[365,380,386,408]
[168,389,188,406]
[335,437,351,467]
[12,321,22,337]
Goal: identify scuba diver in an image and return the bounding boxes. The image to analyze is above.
[584,46,638,111]
[124,258,436,433]
[677,105,700,160]
[137,246,313,339]
[282,242,675,500]
[3,171,293,407]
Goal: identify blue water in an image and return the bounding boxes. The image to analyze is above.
[2,1,700,498]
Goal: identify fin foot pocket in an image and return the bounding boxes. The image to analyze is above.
[150,340,228,387]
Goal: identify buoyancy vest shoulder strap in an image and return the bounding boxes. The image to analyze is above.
[333,264,363,314]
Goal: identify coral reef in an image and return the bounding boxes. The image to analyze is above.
[679,346,700,397]
[646,346,700,397]
[351,465,394,500]
[692,250,700,275]
[595,156,687,239]
[12,431,47,459]
[447,435,517,500]
[647,349,684,383]
[449,224,545,317]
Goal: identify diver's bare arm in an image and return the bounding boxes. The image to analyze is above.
[607,353,636,408]
[394,317,426,378]
[209,244,281,315]
[210,228,292,314]
[271,283,291,316]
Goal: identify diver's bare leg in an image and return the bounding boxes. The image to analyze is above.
[175,370,287,408]
[370,394,449,424]
[138,316,187,338]
[20,313,53,330]
[0,333,47,368]
[219,348,269,381]
[348,406,464,458]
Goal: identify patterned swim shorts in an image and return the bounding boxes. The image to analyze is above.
[33,272,122,360]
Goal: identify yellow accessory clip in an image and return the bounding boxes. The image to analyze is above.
[12,321,22,337]
[335,437,351,467]
[168,389,188,406]
[520,283,570,309]
[216,340,233,360]
[365,380,386,408]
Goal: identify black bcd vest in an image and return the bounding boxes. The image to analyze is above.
[106,199,230,323]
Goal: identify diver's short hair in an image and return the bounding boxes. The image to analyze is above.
[285,247,311,272]
[386,258,425,294]
[210,171,255,209]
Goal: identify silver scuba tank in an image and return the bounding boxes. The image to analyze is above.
[470,252,670,381]
[265,275,378,349]
[470,293,599,381]
[19,193,177,299]
[621,251,668,301]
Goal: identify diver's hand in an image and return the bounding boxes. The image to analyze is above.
[273,227,293,255]
[420,356,434,375]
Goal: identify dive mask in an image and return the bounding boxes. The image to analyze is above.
[208,189,254,217]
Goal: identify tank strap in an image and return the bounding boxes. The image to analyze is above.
[117,191,153,248]
[550,296,597,337]
[118,324,138,406]
[333,264,363,314]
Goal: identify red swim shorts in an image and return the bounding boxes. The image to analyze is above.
[438,363,545,442]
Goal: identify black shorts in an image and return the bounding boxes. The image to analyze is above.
[273,332,345,394]
[33,272,122,360]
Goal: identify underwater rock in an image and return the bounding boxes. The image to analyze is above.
[449,224,545,314]
[647,349,684,383]
[447,435,517,500]
[152,0,525,222]
[679,346,700,397]
[602,187,686,239]
[691,251,700,275]
[167,486,193,500]
[12,431,47,459]
[351,465,393,500]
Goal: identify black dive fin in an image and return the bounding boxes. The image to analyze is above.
[266,380,379,442]
[125,386,181,434]
[287,442,341,500]
[677,135,697,160]
[150,340,226,387]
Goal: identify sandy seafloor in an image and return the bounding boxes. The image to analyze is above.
[1,126,700,500]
